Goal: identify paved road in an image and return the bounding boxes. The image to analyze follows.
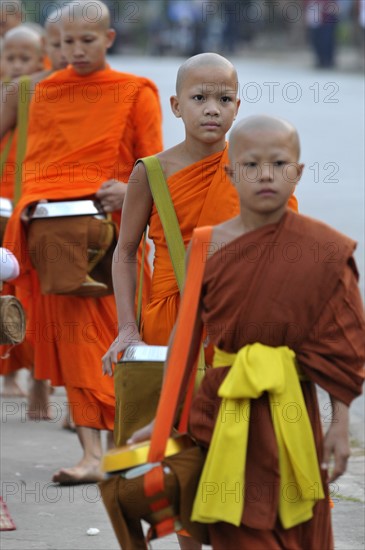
[1,53,364,549]
[0,389,364,550]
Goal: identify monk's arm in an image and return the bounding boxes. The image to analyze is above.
[322,397,350,482]
[299,258,365,481]
[102,163,153,375]
[0,81,18,138]
[132,84,163,159]
[95,85,162,211]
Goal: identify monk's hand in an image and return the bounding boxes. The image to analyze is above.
[322,398,350,483]
[101,323,145,376]
[127,419,155,444]
[95,179,127,212]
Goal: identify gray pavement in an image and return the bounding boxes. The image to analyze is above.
[0,385,364,549]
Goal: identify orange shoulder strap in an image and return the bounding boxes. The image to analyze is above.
[147,225,212,463]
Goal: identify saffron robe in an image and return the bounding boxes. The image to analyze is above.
[189,210,365,549]
[3,66,163,429]
[0,130,34,374]
[142,148,298,347]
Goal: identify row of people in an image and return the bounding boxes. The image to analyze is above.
[1,1,364,549]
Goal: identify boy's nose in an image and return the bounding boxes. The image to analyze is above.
[73,43,85,56]
[260,163,274,181]
[203,99,220,116]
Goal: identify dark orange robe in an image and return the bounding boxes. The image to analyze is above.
[3,66,163,429]
[189,210,365,549]
[142,147,297,350]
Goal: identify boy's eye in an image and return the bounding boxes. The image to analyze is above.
[273,161,287,167]
[221,96,232,103]
[244,162,257,168]
[192,94,204,101]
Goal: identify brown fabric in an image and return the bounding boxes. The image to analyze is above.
[99,446,208,550]
[27,215,116,297]
[189,210,365,547]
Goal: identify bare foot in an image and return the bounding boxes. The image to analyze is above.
[27,379,52,420]
[1,372,27,397]
[52,461,104,485]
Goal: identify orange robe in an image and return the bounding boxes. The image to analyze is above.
[4,66,163,429]
[189,211,365,549]
[0,131,34,374]
[142,147,297,347]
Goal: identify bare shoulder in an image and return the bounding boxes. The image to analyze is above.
[209,217,242,255]
[127,161,151,197]
[156,143,189,179]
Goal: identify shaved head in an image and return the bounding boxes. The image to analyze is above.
[230,115,301,159]
[44,7,62,30]
[176,52,238,95]
[3,24,43,51]
[62,0,111,30]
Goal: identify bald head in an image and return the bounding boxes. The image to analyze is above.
[176,53,238,95]
[3,24,42,50]
[62,0,111,30]
[44,7,62,30]
[2,24,44,78]
[229,115,301,160]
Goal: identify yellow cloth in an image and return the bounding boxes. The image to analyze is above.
[191,343,324,529]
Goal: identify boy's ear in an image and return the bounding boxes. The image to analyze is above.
[105,28,116,49]
[170,95,181,118]
[296,163,304,182]
[234,98,241,119]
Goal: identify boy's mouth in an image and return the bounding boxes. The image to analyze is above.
[257,188,276,195]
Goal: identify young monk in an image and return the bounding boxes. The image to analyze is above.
[102,54,297,550]
[0,15,67,409]
[0,25,44,400]
[102,53,298,364]
[1,25,43,79]
[145,115,363,549]
[3,0,163,483]
[1,14,68,140]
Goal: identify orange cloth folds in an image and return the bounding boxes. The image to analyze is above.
[3,66,163,428]
[142,148,240,345]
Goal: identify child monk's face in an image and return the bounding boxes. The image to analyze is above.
[61,18,115,75]
[45,22,68,71]
[227,129,303,215]
[2,37,43,78]
[171,65,240,146]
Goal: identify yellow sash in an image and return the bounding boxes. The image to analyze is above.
[191,343,324,529]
